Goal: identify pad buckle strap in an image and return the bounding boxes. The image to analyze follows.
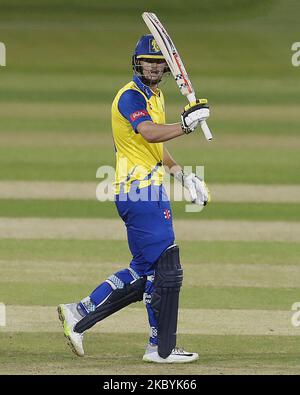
[128,267,141,281]
[107,274,124,289]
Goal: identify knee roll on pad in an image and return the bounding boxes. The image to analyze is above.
[74,276,146,333]
[150,244,183,358]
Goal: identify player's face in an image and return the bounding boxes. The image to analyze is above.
[139,58,167,85]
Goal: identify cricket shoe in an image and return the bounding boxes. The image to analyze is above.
[142,343,199,363]
[57,303,84,357]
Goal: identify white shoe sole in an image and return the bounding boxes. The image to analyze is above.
[57,305,84,357]
[143,353,199,364]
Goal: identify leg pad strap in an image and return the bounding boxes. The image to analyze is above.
[75,276,146,333]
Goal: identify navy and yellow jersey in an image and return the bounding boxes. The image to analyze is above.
[112,75,166,194]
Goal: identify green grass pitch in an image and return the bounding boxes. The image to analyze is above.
[0,0,299,375]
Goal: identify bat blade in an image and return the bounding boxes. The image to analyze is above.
[142,12,195,98]
[142,12,212,141]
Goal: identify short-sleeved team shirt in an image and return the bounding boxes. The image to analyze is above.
[111,75,166,194]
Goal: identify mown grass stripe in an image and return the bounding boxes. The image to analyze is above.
[1,131,300,150]
[0,146,299,184]
[0,200,299,221]
[1,73,299,106]
[0,239,298,265]
[1,118,300,138]
[0,282,298,310]
[0,103,109,119]
[1,306,298,336]
[183,287,300,310]
[1,103,300,121]
[1,260,299,289]
[1,181,300,203]
[0,182,99,200]
[0,332,299,375]
[1,218,299,242]
[0,117,105,133]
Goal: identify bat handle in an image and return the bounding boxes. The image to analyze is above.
[187,93,213,141]
[200,120,213,141]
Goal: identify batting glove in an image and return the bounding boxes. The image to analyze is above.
[174,170,211,206]
[181,99,210,134]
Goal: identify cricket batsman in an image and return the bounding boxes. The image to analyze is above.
[58,34,210,363]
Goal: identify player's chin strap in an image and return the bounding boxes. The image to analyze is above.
[151,244,183,358]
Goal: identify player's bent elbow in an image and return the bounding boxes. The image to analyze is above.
[137,121,156,143]
[145,134,157,143]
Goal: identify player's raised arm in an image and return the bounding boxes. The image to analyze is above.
[137,100,210,143]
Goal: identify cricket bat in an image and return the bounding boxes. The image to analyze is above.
[142,12,213,141]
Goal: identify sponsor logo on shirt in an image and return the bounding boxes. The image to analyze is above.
[130,109,149,121]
